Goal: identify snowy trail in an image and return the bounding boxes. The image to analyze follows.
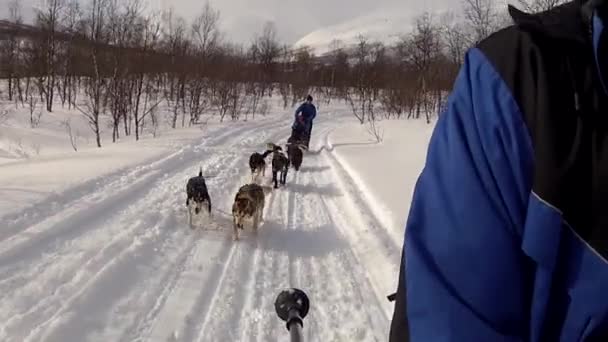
[0,117,398,341]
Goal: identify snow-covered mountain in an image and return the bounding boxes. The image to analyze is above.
[293,0,514,56]
[293,7,417,55]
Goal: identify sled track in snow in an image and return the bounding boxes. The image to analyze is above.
[315,124,403,317]
[0,119,274,282]
[121,129,291,342]
[190,121,391,342]
[0,118,290,342]
[0,118,285,237]
[0,117,396,341]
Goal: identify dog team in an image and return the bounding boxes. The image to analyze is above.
[185,139,305,240]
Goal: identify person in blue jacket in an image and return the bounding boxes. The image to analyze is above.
[389,0,608,340]
[292,95,316,148]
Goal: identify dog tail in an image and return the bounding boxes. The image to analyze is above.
[198,167,203,177]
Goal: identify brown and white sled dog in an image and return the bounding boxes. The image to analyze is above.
[231,183,265,240]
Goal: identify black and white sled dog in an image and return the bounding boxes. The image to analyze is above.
[249,150,272,183]
[286,138,304,171]
[186,168,212,228]
[232,183,265,240]
[269,143,289,188]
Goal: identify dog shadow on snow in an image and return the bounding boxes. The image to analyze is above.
[284,182,341,197]
[244,220,348,259]
[297,165,330,173]
[189,214,347,259]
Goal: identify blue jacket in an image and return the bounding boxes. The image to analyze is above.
[390,2,608,341]
[294,102,316,124]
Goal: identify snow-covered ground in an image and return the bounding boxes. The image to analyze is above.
[328,119,435,242]
[0,97,435,341]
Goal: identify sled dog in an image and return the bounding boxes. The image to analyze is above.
[232,183,265,240]
[186,168,212,228]
[271,145,289,188]
[286,141,303,171]
[249,150,272,183]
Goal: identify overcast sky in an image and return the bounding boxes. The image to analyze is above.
[174,0,459,44]
[2,0,470,44]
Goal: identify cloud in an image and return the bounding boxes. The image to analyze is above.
[1,0,504,46]
[163,0,458,44]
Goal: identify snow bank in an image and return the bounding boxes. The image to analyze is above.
[328,118,435,240]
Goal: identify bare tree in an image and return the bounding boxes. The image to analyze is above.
[72,0,111,148]
[129,11,163,140]
[441,12,469,67]
[191,1,221,60]
[517,0,566,12]
[162,8,188,128]
[344,35,377,124]
[462,0,499,44]
[0,104,10,126]
[401,13,442,122]
[366,109,384,143]
[105,0,140,142]
[62,118,79,151]
[253,21,281,96]
[27,93,41,127]
[36,0,65,112]
[288,47,314,107]
[57,0,82,109]
[0,0,23,102]
[180,2,221,126]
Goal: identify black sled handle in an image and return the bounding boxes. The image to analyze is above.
[275,288,310,342]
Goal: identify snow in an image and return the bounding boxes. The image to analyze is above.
[293,10,411,55]
[293,0,514,56]
[328,119,435,241]
[0,101,222,216]
[0,95,436,341]
[293,1,451,55]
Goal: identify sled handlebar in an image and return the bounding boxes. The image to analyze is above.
[275,288,310,342]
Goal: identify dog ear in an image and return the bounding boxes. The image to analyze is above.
[198,167,203,177]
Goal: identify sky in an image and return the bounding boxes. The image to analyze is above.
[174,0,460,44]
[1,0,491,45]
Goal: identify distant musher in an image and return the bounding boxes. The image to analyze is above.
[289,95,316,149]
